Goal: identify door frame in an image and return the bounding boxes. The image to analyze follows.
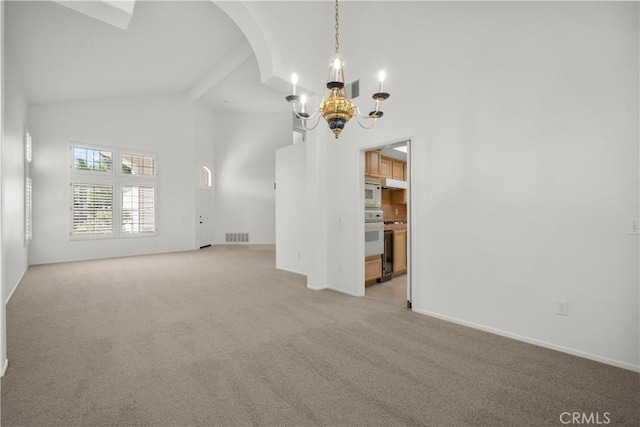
[359,138,413,308]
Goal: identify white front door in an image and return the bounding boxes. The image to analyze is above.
[198,188,213,248]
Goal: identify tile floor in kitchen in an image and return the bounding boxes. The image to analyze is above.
[365,274,407,307]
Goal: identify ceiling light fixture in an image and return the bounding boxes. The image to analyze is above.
[286,0,390,139]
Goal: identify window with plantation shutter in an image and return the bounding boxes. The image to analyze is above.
[72,183,113,235]
[70,144,157,239]
[25,130,33,244]
[122,153,155,176]
[122,185,155,234]
[25,177,32,241]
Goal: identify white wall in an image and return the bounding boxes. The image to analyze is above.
[28,95,200,264]
[2,3,29,302]
[275,142,306,274]
[0,0,7,375]
[212,112,291,245]
[273,2,639,370]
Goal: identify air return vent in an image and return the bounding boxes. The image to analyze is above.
[226,233,249,243]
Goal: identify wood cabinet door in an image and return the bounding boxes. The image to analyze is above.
[365,151,371,176]
[369,150,382,177]
[392,160,405,180]
[394,230,407,272]
[380,157,392,178]
[365,255,383,281]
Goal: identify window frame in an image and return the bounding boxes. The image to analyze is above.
[69,143,158,240]
[120,183,157,237]
[70,144,115,175]
[121,151,157,177]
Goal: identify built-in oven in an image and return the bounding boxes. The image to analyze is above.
[365,179,382,209]
[365,210,384,257]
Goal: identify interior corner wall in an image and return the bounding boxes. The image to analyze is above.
[211,111,291,245]
[28,95,198,264]
[2,4,28,304]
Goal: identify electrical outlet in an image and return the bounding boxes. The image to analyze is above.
[557,301,568,316]
[628,218,640,235]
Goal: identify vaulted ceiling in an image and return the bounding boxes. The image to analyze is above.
[5,0,290,112]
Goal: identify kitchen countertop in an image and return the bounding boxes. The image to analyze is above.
[384,223,407,231]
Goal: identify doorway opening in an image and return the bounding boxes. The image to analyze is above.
[363,140,411,309]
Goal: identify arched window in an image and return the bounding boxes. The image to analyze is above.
[199,166,212,187]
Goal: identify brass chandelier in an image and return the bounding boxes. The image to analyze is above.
[286,0,390,139]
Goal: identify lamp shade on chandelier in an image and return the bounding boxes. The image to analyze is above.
[285,0,390,139]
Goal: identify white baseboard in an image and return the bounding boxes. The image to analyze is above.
[326,286,362,297]
[1,359,8,377]
[306,284,362,297]
[275,265,306,276]
[413,308,640,373]
[306,283,326,291]
[5,267,27,304]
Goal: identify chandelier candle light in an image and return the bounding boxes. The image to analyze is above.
[286,0,390,139]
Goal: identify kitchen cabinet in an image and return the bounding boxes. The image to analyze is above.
[380,156,406,180]
[365,255,383,282]
[380,157,392,178]
[365,150,382,178]
[393,229,407,274]
[392,161,405,180]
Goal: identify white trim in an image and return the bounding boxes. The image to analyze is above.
[307,282,362,297]
[1,358,8,377]
[413,308,640,373]
[69,143,115,175]
[276,266,306,276]
[326,286,360,297]
[358,138,413,303]
[5,267,27,305]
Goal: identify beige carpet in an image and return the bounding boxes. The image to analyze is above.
[2,245,638,426]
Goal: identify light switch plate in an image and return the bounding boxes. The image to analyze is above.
[628,218,640,235]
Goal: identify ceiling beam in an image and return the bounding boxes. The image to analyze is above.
[187,40,253,102]
[53,1,136,30]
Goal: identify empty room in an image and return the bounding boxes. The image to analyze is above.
[0,1,638,426]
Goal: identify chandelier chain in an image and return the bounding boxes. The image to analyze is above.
[334,0,340,55]
[286,0,388,138]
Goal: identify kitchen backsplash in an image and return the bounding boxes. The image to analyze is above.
[381,190,407,222]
